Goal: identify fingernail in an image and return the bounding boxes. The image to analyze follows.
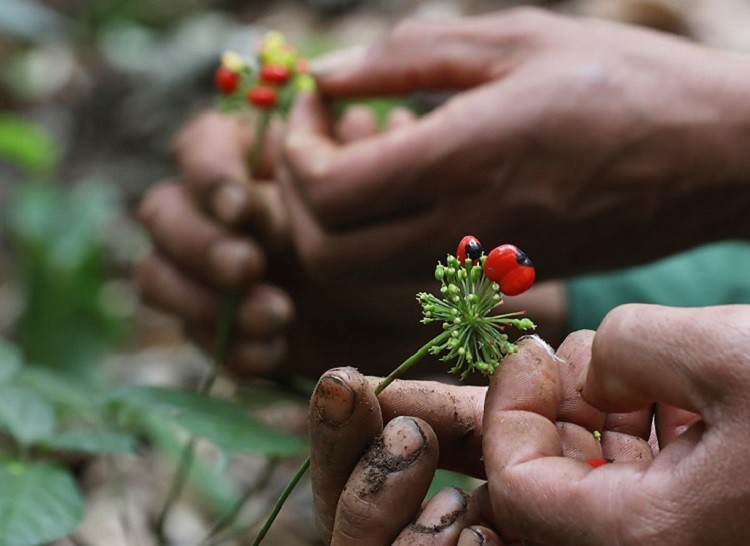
[460,527,486,545]
[314,374,355,425]
[383,417,425,458]
[310,45,366,76]
[268,294,294,330]
[213,184,247,224]
[517,334,556,357]
[209,240,252,284]
[414,487,467,530]
[284,133,331,179]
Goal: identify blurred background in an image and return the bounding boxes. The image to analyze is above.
[2,0,750,393]
[1,0,750,544]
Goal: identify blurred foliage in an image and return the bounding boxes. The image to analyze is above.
[0,115,58,175]
[0,460,83,546]
[110,386,308,457]
[77,0,207,35]
[7,181,127,376]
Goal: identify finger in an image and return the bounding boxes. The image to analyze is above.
[137,253,221,323]
[335,105,379,143]
[555,331,606,431]
[583,304,750,416]
[556,422,601,462]
[137,255,292,337]
[311,10,556,95]
[600,431,654,463]
[385,107,417,131]
[332,416,439,545]
[309,367,384,543]
[282,93,439,230]
[186,325,287,376]
[211,181,290,245]
[394,487,480,545]
[175,111,281,228]
[364,377,486,478]
[139,182,264,288]
[556,330,653,441]
[279,157,439,282]
[457,525,504,546]
[482,336,630,544]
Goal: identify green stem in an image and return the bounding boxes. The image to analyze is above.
[155,110,272,545]
[250,330,452,546]
[197,458,280,546]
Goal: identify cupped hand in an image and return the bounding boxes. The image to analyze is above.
[281,8,750,283]
[307,329,657,545]
[481,304,750,544]
[137,107,449,378]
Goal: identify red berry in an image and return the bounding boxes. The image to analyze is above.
[483,244,535,296]
[259,65,291,84]
[586,458,612,468]
[483,245,520,284]
[215,66,240,95]
[500,264,536,296]
[248,86,278,108]
[456,235,482,265]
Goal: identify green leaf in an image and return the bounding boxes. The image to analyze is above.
[0,461,83,546]
[142,417,238,513]
[426,470,477,500]
[0,115,57,175]
[15,367,97,411]
[0,385,55,445]
[112,386,306,456]
[42,430,135,455]
[0,341,22,384]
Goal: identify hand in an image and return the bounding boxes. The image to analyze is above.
[137,111,294,378]
[307,330,656,545]
[138,108,456,378]
[481,304,750,544]
[308,367,496,545]
[280,8,750,283]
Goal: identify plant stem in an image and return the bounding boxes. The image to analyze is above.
[197,458,280,546]
[250,330,452,546]
[154,110,272,545]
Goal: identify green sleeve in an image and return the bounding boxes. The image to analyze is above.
[566,241,750,331]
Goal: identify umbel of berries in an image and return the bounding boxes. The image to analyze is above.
[213,32,315,113]
[417,236,536,379]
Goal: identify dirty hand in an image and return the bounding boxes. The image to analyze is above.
[137,108,433,378]
[307,327,658,545]
[480,304,750,544]
[281,8,750,283]
[136,111,294,377]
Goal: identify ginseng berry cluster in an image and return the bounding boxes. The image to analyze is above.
[214,32,315,112]
[418,236,536,379]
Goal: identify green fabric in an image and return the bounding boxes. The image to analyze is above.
[566,241,750,331]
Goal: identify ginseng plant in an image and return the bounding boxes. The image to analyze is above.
[154,32,314,544]
[252,235,537,544]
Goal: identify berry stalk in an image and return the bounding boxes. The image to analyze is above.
[155,111,271,545]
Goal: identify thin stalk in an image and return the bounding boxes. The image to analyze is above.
[251,330,452,546]
[155,110,272,545]
[197,458,280,546]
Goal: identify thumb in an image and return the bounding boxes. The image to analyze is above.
[310,10,547,97]
[582,304,750,416]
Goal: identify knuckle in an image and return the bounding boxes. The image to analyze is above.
[138,181,181,227]
[174,111,226,154]
[502,5,549,29]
